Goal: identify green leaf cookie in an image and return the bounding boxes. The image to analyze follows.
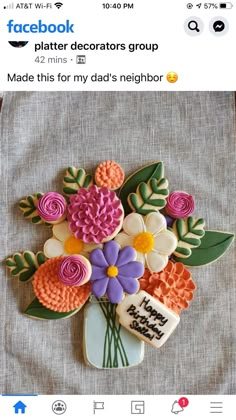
[63,166,93,195]
[6,251,47,282]
[24,297,80,320]
[19,193,51,225]
[171,217,205,258]
[174,230,234,266]
[119,161,166,215]
[128,178,169,215]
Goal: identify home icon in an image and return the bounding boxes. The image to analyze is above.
[13,401,27,414]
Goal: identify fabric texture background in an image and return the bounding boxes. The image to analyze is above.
[0,91,235,394]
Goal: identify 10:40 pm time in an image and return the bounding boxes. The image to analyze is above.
[102,3,134,9]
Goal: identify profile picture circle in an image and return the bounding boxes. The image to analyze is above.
[8,41,29,48]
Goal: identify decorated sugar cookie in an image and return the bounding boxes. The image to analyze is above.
[36,192,67,224]
[5,160,234,368]
[115,212,177,272]
[89,241,144,304]
[6,251,46,282]
[33,257,91,312]
[43,220,100,259]
[171,217,205,259]
[83,296,144,369]
[95,160,125,190]
[19,193,47,225]
[139,261,196,315]
[166,191,195,219]
[116,291,180,348]
[67,185,124,243]
[63,166,93,196]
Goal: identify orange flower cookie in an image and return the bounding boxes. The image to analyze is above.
[95,160,125,190]
[33,257,91,312]
[139,261,196,315]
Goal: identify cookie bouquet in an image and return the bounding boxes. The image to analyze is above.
[6,161,234,369]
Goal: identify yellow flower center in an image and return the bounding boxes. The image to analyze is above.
[133,232,154,254]
[64,236,84,254]
[107,265,119,277]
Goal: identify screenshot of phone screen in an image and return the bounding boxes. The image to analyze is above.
[0,1,235,419]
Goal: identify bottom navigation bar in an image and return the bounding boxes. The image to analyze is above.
[0,395,233,419]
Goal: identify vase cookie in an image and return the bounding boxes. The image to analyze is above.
[83,296,144,369]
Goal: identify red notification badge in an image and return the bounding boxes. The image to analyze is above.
[178,397,189,408]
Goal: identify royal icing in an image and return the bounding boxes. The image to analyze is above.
[6,160,234,367]
[116,291,180,348]
[43,220,99,259]
[36,192,67,224]
[173,230,235,266]
[67,185,124,243]
[95,161,125,190]
[33,257,91,312]
[166,191,195,219]
[171,216,205,259]
[63,166,93,196]
[119,161,165,216]
[19,193,45,224]
[115,212,177,273]
[90,241,144,304]
[128,177,169,215]
[58,255,91,286]
[25,297,81,320]
[83,296,144,369]
[139,262,196,315]
[6,251,46,282]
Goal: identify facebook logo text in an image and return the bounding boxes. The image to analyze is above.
[6,20,75,33]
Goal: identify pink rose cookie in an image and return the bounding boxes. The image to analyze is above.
[67,185,124,243]
[166,191,194,219]
[58,255,91,286]
[36,192,67,224]
[95,161,125,190]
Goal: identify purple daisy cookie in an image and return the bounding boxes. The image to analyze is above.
[90,241,144,304]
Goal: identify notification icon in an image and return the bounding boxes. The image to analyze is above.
[178,397,189,408]
[171,397,189,414]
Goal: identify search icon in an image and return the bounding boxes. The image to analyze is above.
[184,16,204,36]
[188,20,200,32]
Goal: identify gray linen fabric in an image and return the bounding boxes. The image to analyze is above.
[0,92,235,394]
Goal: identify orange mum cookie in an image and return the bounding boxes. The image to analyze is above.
[139,261,196,315]
[33,257,91,312]
[95,161,125,190]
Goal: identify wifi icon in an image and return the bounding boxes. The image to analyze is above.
[54,2,63,8]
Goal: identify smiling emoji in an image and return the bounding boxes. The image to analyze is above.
[166,72,178,83]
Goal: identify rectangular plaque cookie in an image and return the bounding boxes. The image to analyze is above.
[116,290,180,348]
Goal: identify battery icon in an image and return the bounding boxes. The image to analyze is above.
[219,2,233,8]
